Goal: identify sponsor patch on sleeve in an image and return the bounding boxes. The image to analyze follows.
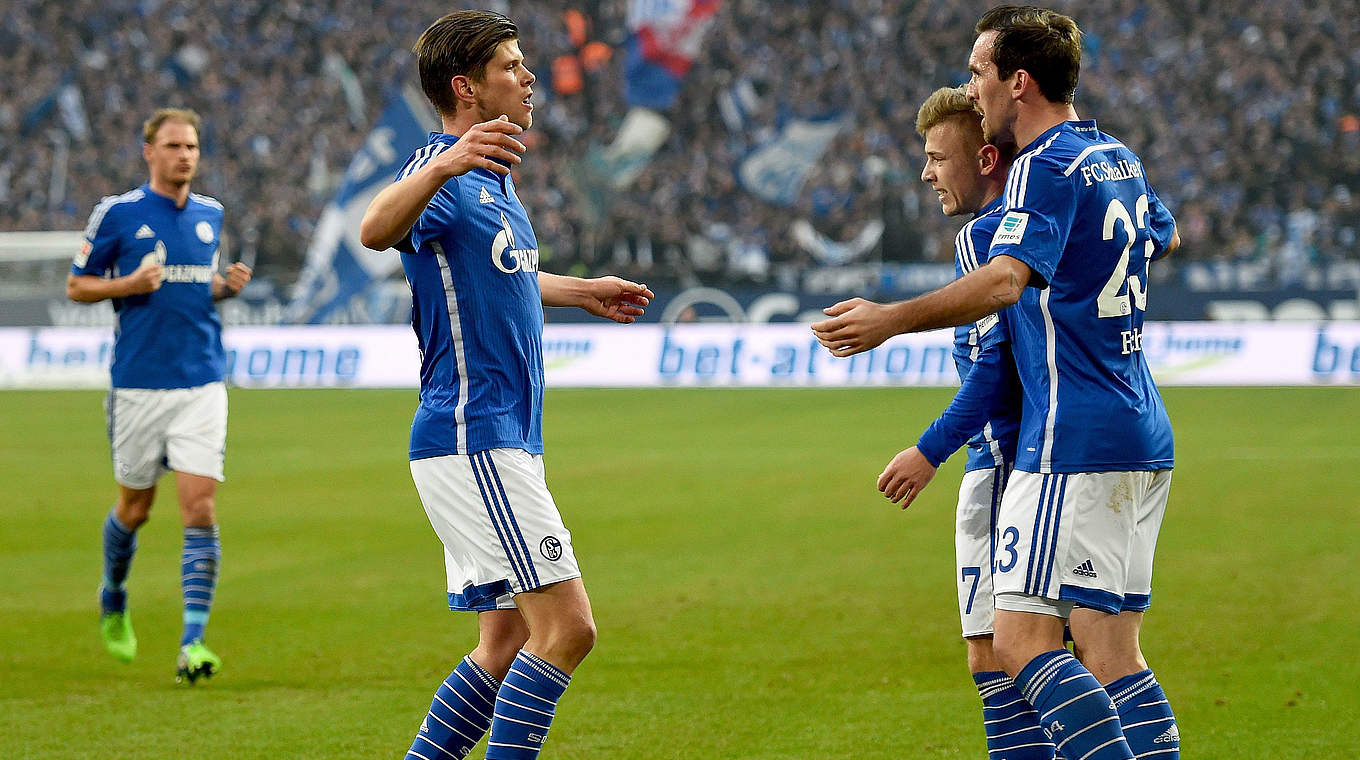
[993,211,1029,246]
[74,240,92,269]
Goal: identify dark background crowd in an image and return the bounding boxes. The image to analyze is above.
[2,0,1356,294]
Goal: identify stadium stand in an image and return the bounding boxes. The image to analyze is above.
[1,0,1355,291]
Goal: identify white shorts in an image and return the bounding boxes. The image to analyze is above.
[105,382,227,489]
[992,469,1172,616]
[409,448,581,612]
[956,465,1010,637]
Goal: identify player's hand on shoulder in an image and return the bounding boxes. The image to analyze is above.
[438,115,526,177]
[811,297,895,357]
[877,446,938,509]
[125,258,165,295]
[223,262,252,295]
[584,276,654,324]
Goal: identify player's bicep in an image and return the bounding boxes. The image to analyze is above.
[73,206,120,275]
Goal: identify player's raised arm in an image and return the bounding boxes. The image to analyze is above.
[811,255,1030,357]
[359,116,527,251]
[538,272,653,324]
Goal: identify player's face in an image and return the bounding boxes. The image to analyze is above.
[144,121,199,187]
[966,31,1014,145]
[474,39,536,130]
[921,119,987,217]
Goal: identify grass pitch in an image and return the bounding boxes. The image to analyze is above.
[1,387,1356,758]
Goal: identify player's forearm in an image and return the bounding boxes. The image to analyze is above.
[359,165,453,251]
[66,274,132,302]
[894,258,1028,332]
[537,272,589,308]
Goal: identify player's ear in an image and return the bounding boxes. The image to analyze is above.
[978,144,1000,176]
[452,75,477,107]
[142,142,153,164]
[1011,69,1031,101]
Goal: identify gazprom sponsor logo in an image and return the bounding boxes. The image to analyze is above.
[491,212,539,274]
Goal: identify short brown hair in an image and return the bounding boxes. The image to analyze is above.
[976,5,1082,104]
[143,108,201,144]
[414,10,519,116]
[915,86,980,138]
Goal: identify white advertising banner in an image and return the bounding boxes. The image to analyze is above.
[2,322,1359,389]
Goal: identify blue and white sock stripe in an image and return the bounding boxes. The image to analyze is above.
[1054,716,1124,757]
[439,680,494,723]
[516,652,570,690]
[1019,651,1074,703]
[461,656,501,696]
[977,674,1017,700]
[469,452,534,591]
[481,455,540,588]
[1108,671,1158,706]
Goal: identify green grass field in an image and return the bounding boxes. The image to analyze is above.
[1,387,1357,759]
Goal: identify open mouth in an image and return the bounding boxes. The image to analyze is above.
[522,92,533,109]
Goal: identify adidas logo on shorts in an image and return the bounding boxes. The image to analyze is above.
[1073,559,1098,578]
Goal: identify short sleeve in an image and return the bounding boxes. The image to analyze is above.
[72,198,121,275]
[987,157,1074,289]
[1144,184,1177,261]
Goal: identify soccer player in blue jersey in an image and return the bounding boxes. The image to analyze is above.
[68,108,250,683]
[813,7,1182,759]
[358,11,652,760]
[875,85,1058,760]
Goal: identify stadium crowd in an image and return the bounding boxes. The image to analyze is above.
[2,0,1356,291]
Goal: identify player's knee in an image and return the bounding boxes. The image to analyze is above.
[181,496,216,526]
[116,498,153,528]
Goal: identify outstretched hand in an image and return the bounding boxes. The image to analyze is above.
[582,277,654,323]
[877,446,938,509]
[810,298,900,357]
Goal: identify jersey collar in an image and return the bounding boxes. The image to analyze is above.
[1018,119,1099,156]
[974,195,1005,219]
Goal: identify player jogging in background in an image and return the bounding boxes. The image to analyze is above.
[877,86,1057,760]
[812,6,1182,759]
[68,108,251,683]
[359,11,652,760]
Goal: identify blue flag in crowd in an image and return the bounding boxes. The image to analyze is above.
[285,86,434,324]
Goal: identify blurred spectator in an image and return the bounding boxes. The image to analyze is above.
[2,0,1355,291]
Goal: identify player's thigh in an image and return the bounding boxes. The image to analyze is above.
[164,382,227,482]
[993,471,1140,615]
[411,449,581,610]
[106,387,174,489]
[956,466,1008,638]
[1123,469,1172,612]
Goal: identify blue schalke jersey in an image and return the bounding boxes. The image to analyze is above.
[395,132,545,460]
[918,197,1022,472]
[988,120,1177,473]
[72,184,226,389]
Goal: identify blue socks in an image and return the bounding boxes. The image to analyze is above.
[100,509,137,613]
[1015,650,1134,760]
[974,671,1055,759]
[407,656,501,760]
[485,651,571,760]
[180,525,220,646]
[1106,669,1179,758]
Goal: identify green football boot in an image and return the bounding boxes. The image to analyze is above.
[175,640,222,684]
[100,611,137,663]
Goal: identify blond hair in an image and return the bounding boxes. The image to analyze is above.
[143,108,201,144]
[914,86,979,137]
